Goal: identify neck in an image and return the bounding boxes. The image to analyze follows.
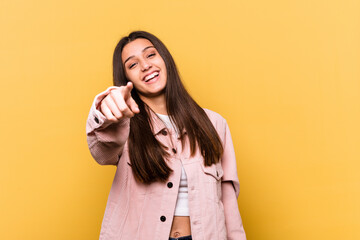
[140,93,167,115]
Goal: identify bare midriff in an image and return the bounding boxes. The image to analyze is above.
[169,216,191,238]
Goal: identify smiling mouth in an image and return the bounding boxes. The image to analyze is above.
[144,71,159,82]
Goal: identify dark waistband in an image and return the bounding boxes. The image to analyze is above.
[169,235,192,240]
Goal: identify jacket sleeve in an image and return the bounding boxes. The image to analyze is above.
[86,86,130,165]
[220,120,247,240]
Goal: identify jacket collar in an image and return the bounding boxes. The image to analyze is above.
[147,108,187,136]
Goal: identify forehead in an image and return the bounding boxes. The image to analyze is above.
[121,38,154,61]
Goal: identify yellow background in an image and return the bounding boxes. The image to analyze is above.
[1,0,359,239]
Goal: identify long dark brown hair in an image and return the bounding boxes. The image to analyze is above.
[113,31,223,183]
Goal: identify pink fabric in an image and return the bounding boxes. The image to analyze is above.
[86,88,246,240]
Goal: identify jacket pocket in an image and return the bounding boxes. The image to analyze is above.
[201,162,224,181]
[200,163,224,202]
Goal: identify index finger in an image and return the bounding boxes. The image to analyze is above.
[121,82,134,100]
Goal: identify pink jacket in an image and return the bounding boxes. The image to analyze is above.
[86,87,246,240]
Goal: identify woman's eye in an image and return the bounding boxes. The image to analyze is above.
[147,53,155,58]
[129,63,137,69]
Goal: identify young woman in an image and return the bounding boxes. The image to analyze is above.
[86,31,246,240]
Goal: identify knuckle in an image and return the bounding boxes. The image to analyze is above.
[110,89,121,97]
[104,96,114,105]
[119,106,129,112]
[114,112,123,119]
[108,117,118,122]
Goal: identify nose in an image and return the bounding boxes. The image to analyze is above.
[140,59,151,72]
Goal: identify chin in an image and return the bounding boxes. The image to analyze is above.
[139,87,166,99]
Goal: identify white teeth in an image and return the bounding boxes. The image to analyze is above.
[145,72,159,81]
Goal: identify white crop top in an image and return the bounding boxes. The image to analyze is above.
[156,113,190,216]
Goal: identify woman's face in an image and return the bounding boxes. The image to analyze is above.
[121,38,167,98]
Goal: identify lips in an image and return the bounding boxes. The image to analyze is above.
[143,71,159,82]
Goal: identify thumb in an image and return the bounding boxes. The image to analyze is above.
[127,96,140,114]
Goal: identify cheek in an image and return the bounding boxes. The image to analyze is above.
[123,68,130,78]
[158,61,167,74]
[162,65,167,79]
[125,70,137,82]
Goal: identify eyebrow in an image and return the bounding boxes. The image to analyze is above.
[123,46,155,65]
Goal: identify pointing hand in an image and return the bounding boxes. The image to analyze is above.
[100,82,140,122]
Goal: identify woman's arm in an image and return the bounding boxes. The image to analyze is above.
[86,84,138,165]
[220,120,247,240]
[221,182,246,240]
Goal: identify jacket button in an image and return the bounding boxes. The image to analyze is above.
[94,117,99,124]
[216,171,219,177]
[172,148,177,154]
[161,130,167,136]
[167,182,173,188]
[160,216,166,222]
